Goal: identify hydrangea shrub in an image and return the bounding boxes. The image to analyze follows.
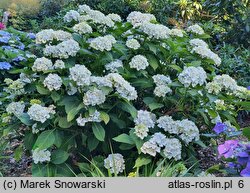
[2,4,249,176]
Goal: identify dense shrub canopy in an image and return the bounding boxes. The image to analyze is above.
[1,3,249,177]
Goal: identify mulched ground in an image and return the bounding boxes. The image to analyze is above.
[1,139,32,177]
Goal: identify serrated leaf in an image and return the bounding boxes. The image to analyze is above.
[88,135,99,152]
[58,117,73,129]
[134,157,151,168]
[51,92,61,102]
[19,113,33,126]
[67,103,84,122]
[148,102,164,111]
[119,101,137,119]
[54,130,63,148]
[100,112,110,124]
[147,54,159,70]
[34,130,55,149]
[168,64,182,72]
[194,140,207,148]
[24,133,37,150]
[92,123,105,141]
[110,114,126,129]
[51,149,69,164]
[36,85,50,95]
[113,134,134,144]
[207,109,217,118]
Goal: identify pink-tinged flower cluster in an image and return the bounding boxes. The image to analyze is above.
[218,140,250,177]
[0,22,5,30]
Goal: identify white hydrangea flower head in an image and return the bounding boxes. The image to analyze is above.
[32,148,51,164]
[140,23,170,39]
[53,30,73,42]
[54,60,65,69]
[163,138,182,160]
[107,13,122,22]
[178,66,207,87]
[178,119,200,144]
[157,116,179,134]
[187,24,204,35]
[170,29,184,37]
[27,104,54,123]
[134,110,156,129]
[89,110,102,122]
[153,74,172,86]
[78,15,92,22]
[214,99,226,110]
[126,38,140,50]
[90,76,113,88]
[76,115,88,126]
[44,39,80,59]
[150,132,167,147]
[191,46,221,66]
[134,124,149,139]
[234,86,250,99]
[2,116,11,123]
[69,64,92,86]
[76,111,101,127]
[4,78,26,96]
[64,10,80,23]
[206,74,239,94]
[32,57,53,72]
[205,82,222,94]
[88,10,114,27]
[83,88,106,106]
[154,85,172,97]
[19,73,33,84]
[89,35,116,51]
[213,74,238,92]
[35,29,54,44]
[105,60,123,72]
[141,141,160,157]
[127,11,156,27]
[6,102,25,117]
[35,29,72,44]
[152,74,172,97]
[190,38,208,48]
[104,153,125,174]
[43,73,63,91]
[73,22,93,35]
[78,4,92,14]
[129,55,149,70]
[107,73,138,101]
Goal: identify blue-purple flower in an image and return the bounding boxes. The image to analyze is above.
[0,31,10,37]
[240,159,250,177]
[12,56,26,62]
[213,122,227,134]
[0,62,12,70]
[218,140,239,158]
[0,36,10,43]
[27,33,36,39]
[247,86,250,91]
[17,43,25,50]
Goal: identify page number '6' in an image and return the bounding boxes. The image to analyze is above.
[238,180,244,188]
